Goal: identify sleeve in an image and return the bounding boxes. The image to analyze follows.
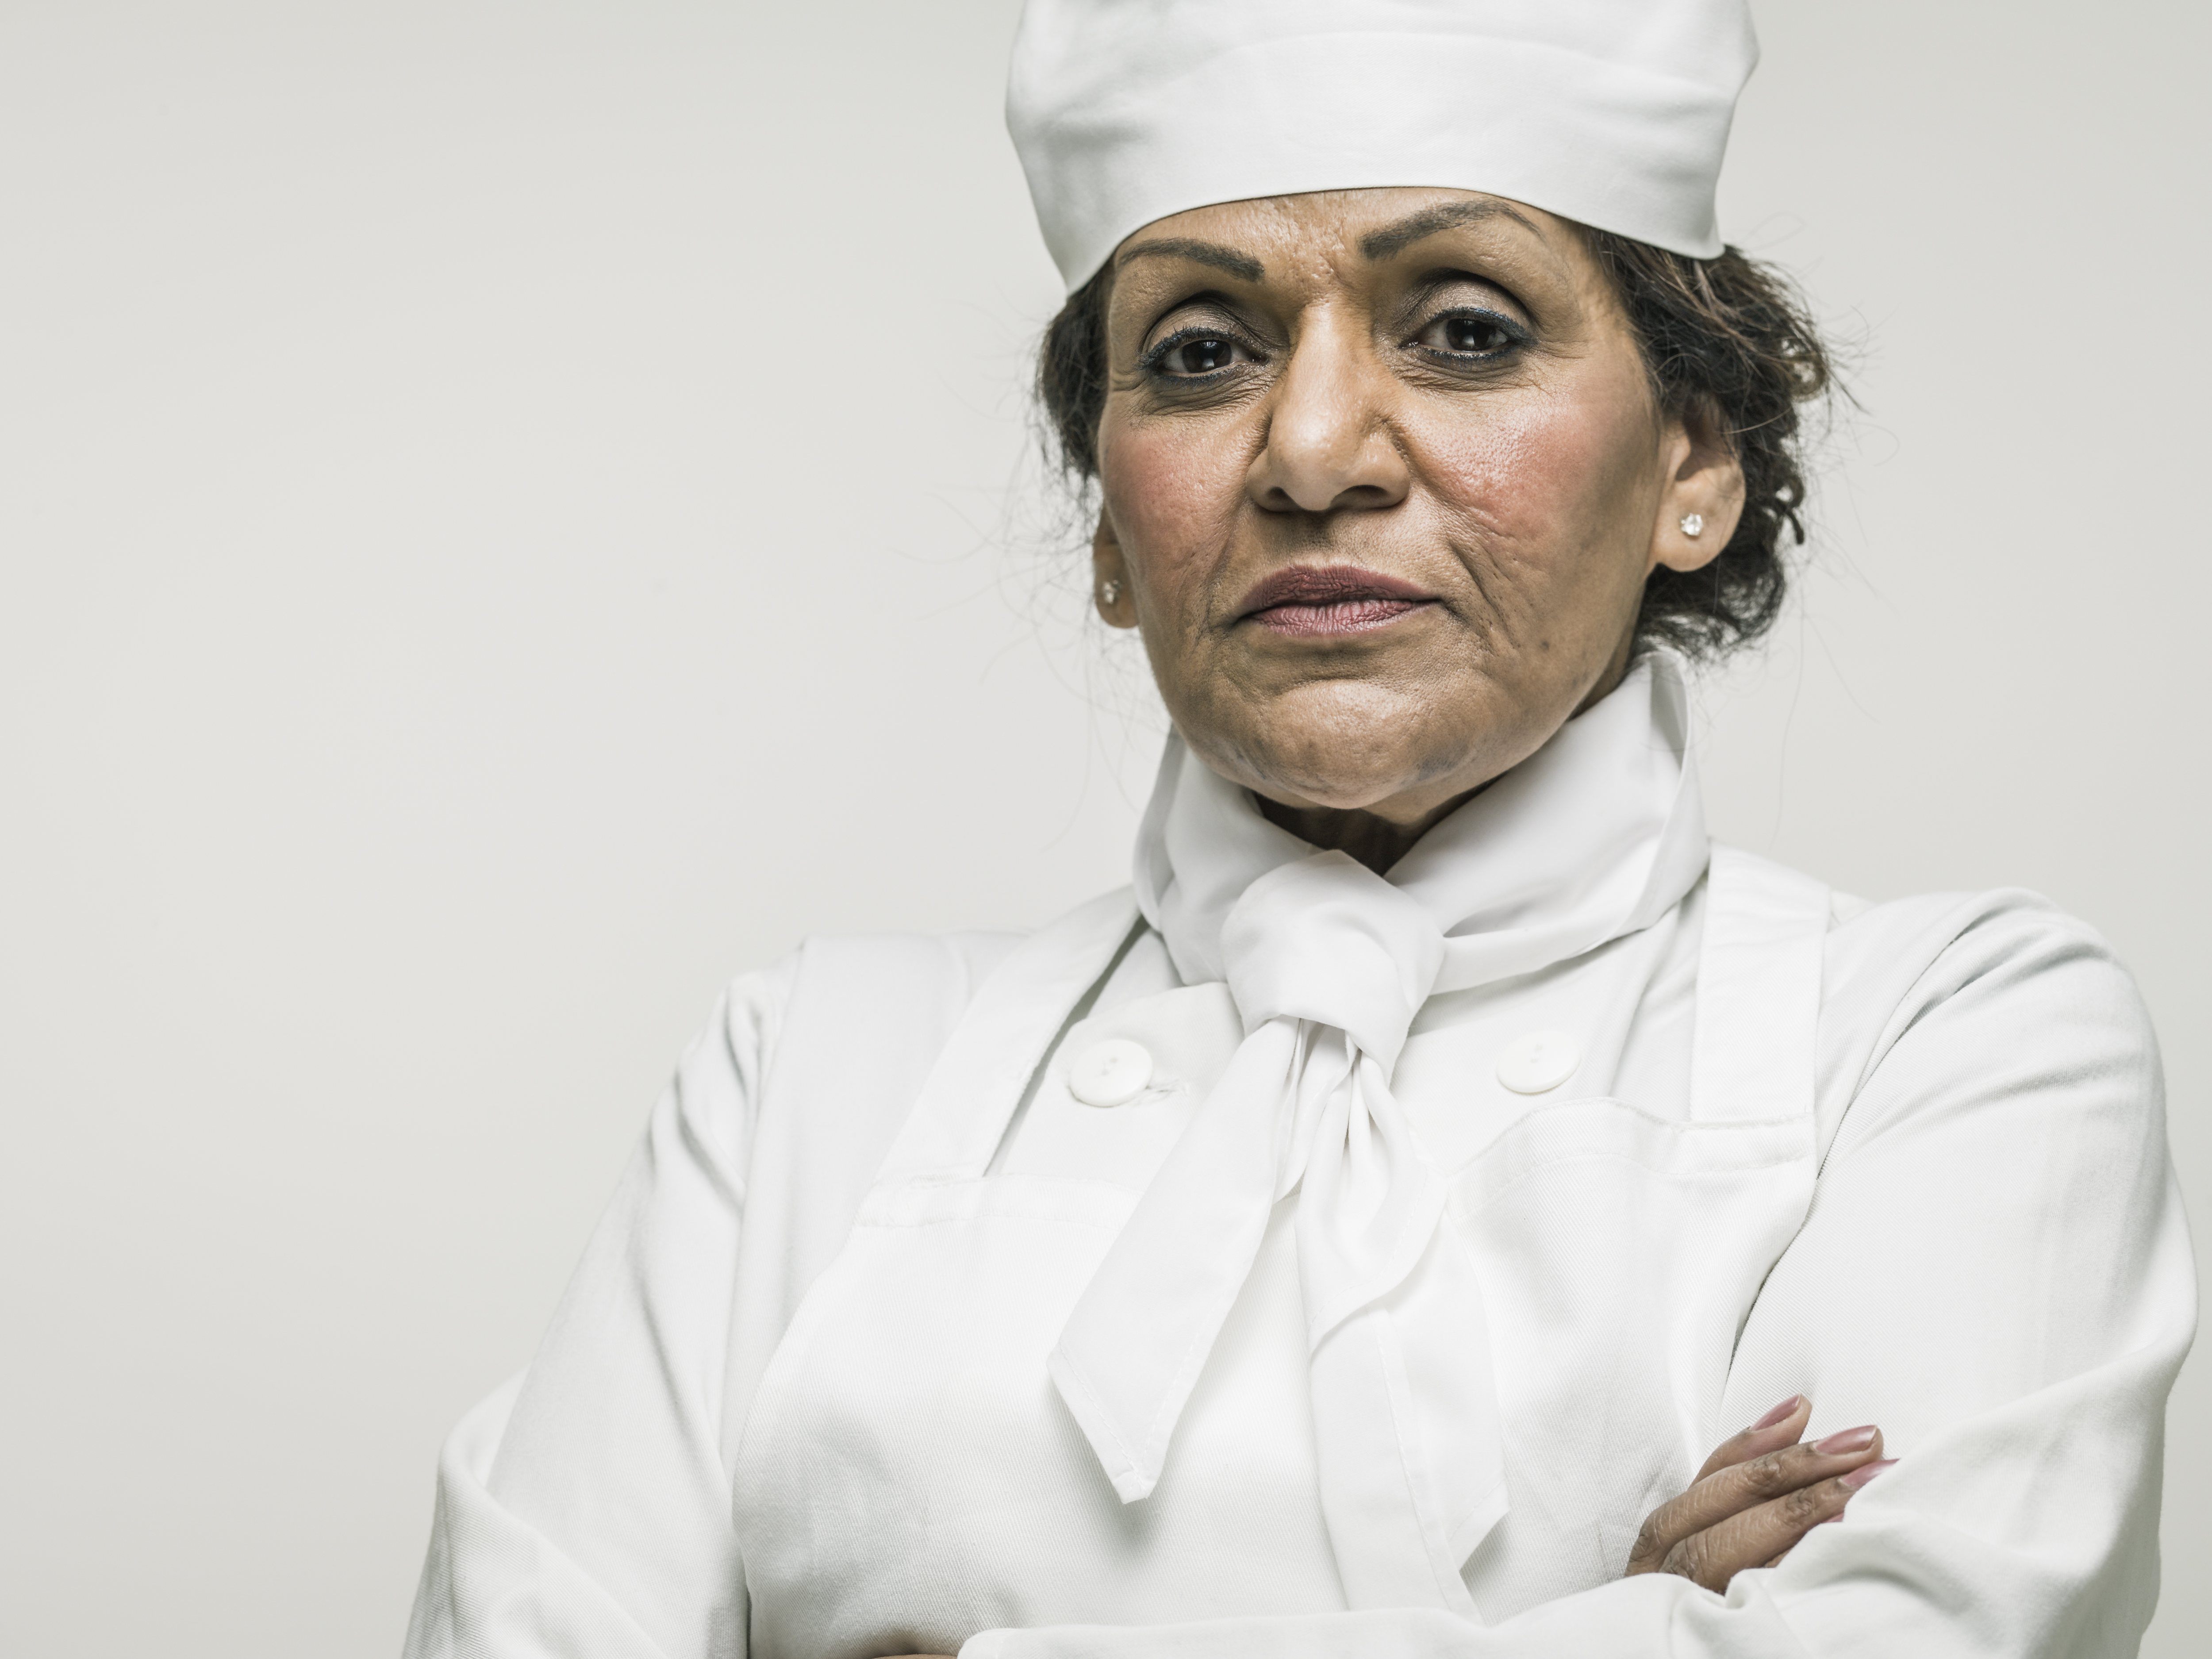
[401,961,792,1659]
[961,895,2198,1659]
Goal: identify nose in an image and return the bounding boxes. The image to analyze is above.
[1246,311,1410,515]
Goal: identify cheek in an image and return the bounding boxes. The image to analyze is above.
[1421,377,1658,568]
[1098,416,1246,589]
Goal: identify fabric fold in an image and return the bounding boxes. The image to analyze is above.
[1050,654,1711,1608]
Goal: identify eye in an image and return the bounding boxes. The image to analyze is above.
[1173,337,1235,373]
[1414,311,1521,358]
[1144,330,1252,378]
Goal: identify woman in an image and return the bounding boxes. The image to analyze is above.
[404,2,2194,1655]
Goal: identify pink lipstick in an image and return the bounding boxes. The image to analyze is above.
[1237,565,1435,637]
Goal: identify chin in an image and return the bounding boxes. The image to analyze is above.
[1197,696,1463,814]
[1219,666,1564,814]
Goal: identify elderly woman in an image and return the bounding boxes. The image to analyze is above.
[403,2,2194,1656]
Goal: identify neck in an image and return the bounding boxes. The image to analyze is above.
[1256,791,1479,875]
[1251,644,1639,875]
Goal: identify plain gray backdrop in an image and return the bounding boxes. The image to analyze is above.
[1,2,2202,1653]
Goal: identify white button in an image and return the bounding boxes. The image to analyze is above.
[1068,1037,1154,1107]
[1496,1030,1578,1094]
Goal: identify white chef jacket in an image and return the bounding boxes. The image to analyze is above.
[403,828,2194,1657]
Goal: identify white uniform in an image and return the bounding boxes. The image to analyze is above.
[404,664,2194,1659]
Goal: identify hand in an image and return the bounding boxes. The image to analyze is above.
[1624,1395,1894,1591]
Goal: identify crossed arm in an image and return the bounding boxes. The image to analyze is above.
[409,899,2193,1659]
[890,1394,1893,1658]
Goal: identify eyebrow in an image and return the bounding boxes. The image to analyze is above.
[1113,236,1265,282]
[1358,198,1541,262]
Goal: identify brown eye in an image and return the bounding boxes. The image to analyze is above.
[1168,335,1236,374]
[1417,312,1519,357]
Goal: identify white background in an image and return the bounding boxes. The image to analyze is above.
[1,2,2202,1653]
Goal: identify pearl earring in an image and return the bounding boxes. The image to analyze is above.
[1101,578,1123,606]
[1678,514,1705,538]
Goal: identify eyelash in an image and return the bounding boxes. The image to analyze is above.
[1413,307,1529,360]
[1137,325,1255,380]
[1137,305,1532,382]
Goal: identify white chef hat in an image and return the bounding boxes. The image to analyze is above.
[1006,0,1757,293]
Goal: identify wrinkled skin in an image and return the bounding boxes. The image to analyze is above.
[1088,186,1741,871]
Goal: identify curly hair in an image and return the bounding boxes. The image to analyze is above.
[1036,227,1832,661]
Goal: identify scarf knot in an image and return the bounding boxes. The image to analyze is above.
[1222,851,1444,1071]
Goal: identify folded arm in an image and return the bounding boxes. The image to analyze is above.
[962,897,2197,1659]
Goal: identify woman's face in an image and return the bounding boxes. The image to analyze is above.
[1092,188,1742,845]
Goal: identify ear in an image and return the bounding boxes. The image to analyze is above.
[1650,402,1746,575]
[1091,509,1139,628]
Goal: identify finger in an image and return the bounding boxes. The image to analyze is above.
[1694,1394,1813,1483]
[1632,1426,1882,1571]
[1661,1458,1896,1591]
[1627,1427,1885,1575]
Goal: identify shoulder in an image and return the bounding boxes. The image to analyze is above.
[690,925,1022,1095]
[1812,883,2162,1156]
[655,928,1028,1269]
[1824,885,2147,1048]
[753,926,1024,1091]
[786,926,1026,1015]
[691,886,1139,1126]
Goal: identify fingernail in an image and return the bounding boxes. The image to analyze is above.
[1751,1395,1802,1431]
[1841,1458,1897,1490]
[1814,1425,1878,1455]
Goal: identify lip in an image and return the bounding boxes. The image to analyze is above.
[1236,565,1437,637]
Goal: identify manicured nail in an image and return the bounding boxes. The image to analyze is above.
[1814,1425,1878,1455]
[1751,1395,1802,1431]
[1841,1458,1897,1490]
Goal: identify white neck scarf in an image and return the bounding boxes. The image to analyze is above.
[1048,653,1709,1606]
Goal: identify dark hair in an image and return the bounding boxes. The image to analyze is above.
[1035,227,1833,660]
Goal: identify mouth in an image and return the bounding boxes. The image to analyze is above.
[1236,565,1437,637]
